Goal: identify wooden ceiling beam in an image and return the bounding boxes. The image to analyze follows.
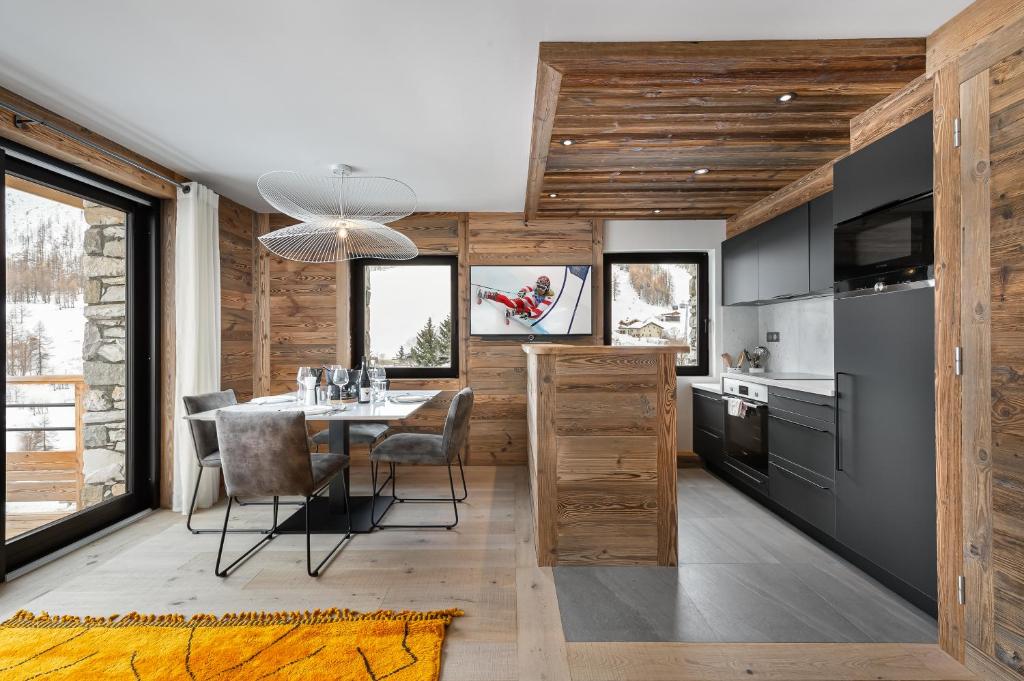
[553,113,852,136]
[524,62,562,221]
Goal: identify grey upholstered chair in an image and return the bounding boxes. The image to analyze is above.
[369,388,473,530]
[214,410,352,577]
[312,423,390,451]
[182,389,252,535]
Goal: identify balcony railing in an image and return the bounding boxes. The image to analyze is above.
[5,375,85,538]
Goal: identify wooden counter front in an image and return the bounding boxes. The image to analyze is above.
[523,344,682,566]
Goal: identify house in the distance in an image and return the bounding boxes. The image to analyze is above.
[617,318,666,339]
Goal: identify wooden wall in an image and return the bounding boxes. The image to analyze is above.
[218,197,256,402]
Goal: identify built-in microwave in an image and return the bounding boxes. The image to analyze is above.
[834,193,933,293]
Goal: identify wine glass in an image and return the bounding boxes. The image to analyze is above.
[331,367,349,400]
[296,367,312,400]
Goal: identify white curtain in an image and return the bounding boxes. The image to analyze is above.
[172,183,221,513]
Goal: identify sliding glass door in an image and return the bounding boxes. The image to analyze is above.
[0,143,158,575]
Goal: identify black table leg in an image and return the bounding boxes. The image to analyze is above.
[277,420,394,534]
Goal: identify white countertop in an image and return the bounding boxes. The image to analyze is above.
[698,373,836,397]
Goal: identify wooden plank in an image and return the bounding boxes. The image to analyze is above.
[725,159,837,237]
[159,198,176,509]
[252,214,272,397]
[0,86,187,199]
[850,73,934,152]
[567,642,975,681]
[219,197,255,403]
[533,354,559,566]
[959,68,993,660]
[656,352,678,567]
[926,0,1024,75]
[933,63,965,662]
[525,62,564,221]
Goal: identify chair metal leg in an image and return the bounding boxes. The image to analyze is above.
[215,496,279,577]
[306,475,353,577]
[187,466,278,535]
[391,452,468,503]
[369,460,460,530]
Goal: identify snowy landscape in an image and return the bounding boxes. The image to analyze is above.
[608,262,699,368]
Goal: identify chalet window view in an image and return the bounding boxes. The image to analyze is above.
[351,256,458,378]
[0,2,1020,680]
[604,252,709,375]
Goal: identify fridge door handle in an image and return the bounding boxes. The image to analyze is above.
[835,372,851,471]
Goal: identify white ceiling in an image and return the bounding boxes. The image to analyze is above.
[0,0,970,212]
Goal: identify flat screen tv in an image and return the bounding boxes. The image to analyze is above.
[470,265,593,336]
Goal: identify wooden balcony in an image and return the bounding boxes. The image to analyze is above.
[5,375,85,539]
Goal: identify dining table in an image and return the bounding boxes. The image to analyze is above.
[182,389,441,533]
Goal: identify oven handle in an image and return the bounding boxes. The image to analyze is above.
[721,397,765,411]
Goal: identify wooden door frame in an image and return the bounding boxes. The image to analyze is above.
[932,21,1024,669]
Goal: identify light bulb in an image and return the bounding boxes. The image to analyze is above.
[337,227,348,238]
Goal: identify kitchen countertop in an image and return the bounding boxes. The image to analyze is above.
[698,373,836,397]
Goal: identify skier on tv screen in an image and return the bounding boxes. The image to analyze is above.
[477,275,555,325]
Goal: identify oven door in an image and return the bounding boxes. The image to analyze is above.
[834,194,933,284]
[723,399,770,480]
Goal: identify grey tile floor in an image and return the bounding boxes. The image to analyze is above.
[553,467,938,643]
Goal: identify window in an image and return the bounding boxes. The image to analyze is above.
[603,252,709,376]
[352,256,459,378]
[1,141,158,574]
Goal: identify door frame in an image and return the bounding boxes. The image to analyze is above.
[0,140,160,574]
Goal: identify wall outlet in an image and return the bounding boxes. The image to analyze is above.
[766,331,780,342]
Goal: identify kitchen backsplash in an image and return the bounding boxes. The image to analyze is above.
[721,295,834,375]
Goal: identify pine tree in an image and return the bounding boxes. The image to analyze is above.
[438,314,452,362]
[396,345,407,362]
[409,317,443,367]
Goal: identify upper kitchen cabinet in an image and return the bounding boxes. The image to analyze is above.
[808,192,834,293]
[757,204,809,301]
[722,227,759,305]
[833,113,933,225]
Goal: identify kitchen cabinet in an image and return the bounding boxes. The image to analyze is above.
[808,192,834,292]
[757,204,809,301]
[721,228,759,305]
[833,112,933,225]
[692,388,723,463]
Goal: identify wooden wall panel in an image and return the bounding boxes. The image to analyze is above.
[159,200,176,509]
[465,213,601,465]
[218,197,255,403]
[850,73,934,152]
[926,0,1024,75]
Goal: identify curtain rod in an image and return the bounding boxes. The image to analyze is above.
[0,100,190,194]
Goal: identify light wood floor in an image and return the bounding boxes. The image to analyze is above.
[0,465,973,681]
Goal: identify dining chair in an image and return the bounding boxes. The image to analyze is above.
[214,410,352,577]
[369,388,473,530]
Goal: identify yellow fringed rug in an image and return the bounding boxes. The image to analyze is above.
[0,608,462,680]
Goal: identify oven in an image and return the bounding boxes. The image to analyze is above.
[834,193,933,293]
[721,377,770,491]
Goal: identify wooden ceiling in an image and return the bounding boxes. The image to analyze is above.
[525,40,927,221]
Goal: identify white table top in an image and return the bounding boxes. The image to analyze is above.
[182,391,441,422]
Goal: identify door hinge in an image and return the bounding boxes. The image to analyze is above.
[954,117,961,148]
[954,346,963,376]
[957,574,966,605]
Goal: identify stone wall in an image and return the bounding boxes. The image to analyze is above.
[81,202,127,507]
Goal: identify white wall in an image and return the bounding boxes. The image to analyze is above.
[604,220,726,451]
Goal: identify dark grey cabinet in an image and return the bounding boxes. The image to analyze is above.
[757,204,809,301]
[808,192,834,292]
[721,229,759,305]
[833,113,933,225]
[692,388,724,463]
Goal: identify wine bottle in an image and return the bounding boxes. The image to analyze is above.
[357,356,371,404]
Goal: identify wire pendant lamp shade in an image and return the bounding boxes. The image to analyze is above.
[256,164,418,262]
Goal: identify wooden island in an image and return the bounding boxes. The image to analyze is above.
[523,344,682,567]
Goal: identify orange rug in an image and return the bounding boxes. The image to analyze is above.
[0,608,462,680]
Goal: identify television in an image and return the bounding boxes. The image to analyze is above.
[470,265,593,336]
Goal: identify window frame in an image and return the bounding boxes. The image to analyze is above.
[603,251,710,377]
[0,140,160,574]
[351,255,460,379]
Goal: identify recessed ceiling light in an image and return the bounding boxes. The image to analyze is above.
[549,193,558,198]
[694,168,710,175]
[654,209,662,214]
[778,92,796,103]
[562,139,574,146]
